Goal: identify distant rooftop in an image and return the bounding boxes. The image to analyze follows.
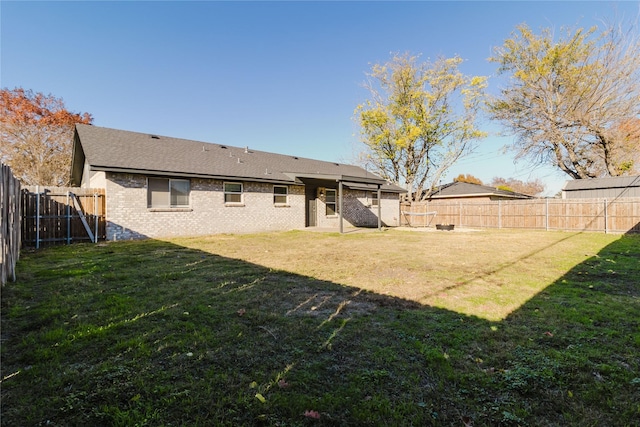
[563,176,640,191]
[428,181,533,199]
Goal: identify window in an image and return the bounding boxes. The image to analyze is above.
[147,177,190,208]
[274,185,288,204]
[371,191,379,206]
[325,189,337,215]
[224,182,243,203]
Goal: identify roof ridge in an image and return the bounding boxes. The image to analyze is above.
[72,124,406,192]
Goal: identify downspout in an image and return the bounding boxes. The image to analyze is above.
[377,184,382,231]
[339,180,344,234]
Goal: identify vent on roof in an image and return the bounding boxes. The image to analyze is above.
[292,156,299,160]
[220,145,227,149]
[150,135,160,139]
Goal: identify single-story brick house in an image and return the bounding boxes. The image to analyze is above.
[70,124,405,240]
[562,175,640,199]
[425,181,534,202]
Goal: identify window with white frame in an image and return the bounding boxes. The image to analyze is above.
[371,191,379,206]
[147,177,190,208]
[274,185,288,204]
[224,182,243,203]
[325,189,337,215]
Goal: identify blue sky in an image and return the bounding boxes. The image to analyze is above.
[2,1,638,196]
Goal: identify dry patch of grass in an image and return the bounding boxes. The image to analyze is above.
[174,229,616,321]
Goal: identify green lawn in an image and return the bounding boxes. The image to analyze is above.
[1,229,639,426]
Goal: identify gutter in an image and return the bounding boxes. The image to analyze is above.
[88,165,300,186]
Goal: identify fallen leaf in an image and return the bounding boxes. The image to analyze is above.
[544,331,553,337]
[237,308,246,316]
[303,410,321,419]
[277,379,290,389]
[255,393,267,403]
[462,415,474,426]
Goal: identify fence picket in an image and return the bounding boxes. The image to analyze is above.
[21,186,105,247]
[402,198,640,233]
[1,164,21,286]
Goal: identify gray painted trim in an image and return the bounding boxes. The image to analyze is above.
[90,165,300,186]
[285,173,387,186]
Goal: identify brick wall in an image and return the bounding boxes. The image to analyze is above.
[314,187,399,228]
[104,173,400,240]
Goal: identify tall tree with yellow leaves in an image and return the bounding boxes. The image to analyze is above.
[489,21,640,179]
[355,53,487,201]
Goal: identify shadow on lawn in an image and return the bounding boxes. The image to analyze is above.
[1,234,638,426]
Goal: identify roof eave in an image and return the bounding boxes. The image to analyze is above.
[70,129,85,186]
[89,166,302,186]
[286,172,387,185]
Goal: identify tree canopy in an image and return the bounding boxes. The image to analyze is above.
[490,177,545,196]
[489,22,640,179]
[453,174,483,185]
[355,53,487,201]
[0,88,93,186]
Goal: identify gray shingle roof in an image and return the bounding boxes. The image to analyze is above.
[72,124,405,192]
[429,181,533,199]
[563,176,640,191]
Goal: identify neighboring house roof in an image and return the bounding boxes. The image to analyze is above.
[71,124,405,192]
[427,181,533,200]
[562,175,640,191]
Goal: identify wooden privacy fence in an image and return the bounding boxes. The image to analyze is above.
[1,164,22,286]
[22,186,106,248]
[401,198,640,234]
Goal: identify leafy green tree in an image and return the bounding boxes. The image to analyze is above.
[489,22,640,179]
[355,53,487,201]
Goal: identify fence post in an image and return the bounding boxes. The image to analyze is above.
[1,164,22,285]
[94,192,99,243]
[498,201,502,229]
[545,198,549,231]
[459,201,462,227]
[35,185,40,249]
[604,199,608,234]
[66,192,71,244]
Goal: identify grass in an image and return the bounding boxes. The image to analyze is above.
[1,229,639,426]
